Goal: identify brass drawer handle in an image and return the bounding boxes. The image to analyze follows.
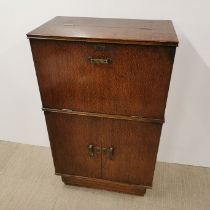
[88,57,112,64]
[87,144,101,157]
[108,147,114,160]
[95,146,101,154]
[88,144,114,159]
[102,147,114,160]
[87,144,94,157]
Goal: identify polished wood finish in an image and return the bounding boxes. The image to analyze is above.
[45,112,162,186]
[61,175,146,196]
[100,117,162,186]
[30,40,176,119]
[27,16,178,196]
[45,112,101,178]
[27,16,178,46]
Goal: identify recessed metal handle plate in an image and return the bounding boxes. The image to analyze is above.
[88,57,112,64]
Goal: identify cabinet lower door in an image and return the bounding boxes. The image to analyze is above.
[45,112,162,187]
[101,118,162,187]
[44,112,102,179]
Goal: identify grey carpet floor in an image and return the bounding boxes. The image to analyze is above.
[0,140,209,210]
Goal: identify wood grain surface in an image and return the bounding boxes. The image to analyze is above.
[30,39,176,119]
[44,112,162,187]
[28,16,178,195]
[27,16,178,46]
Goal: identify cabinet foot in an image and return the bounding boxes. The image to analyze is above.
[61,174,146,196]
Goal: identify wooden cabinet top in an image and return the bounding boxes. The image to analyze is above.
[27,16,178,46]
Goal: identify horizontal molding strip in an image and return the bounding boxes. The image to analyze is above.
[42,108,164,124]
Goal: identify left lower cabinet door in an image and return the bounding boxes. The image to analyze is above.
[44,112,102,179]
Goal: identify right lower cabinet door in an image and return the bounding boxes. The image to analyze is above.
[101,118,162,187]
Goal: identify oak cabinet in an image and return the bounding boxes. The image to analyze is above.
[27,16,178,195]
